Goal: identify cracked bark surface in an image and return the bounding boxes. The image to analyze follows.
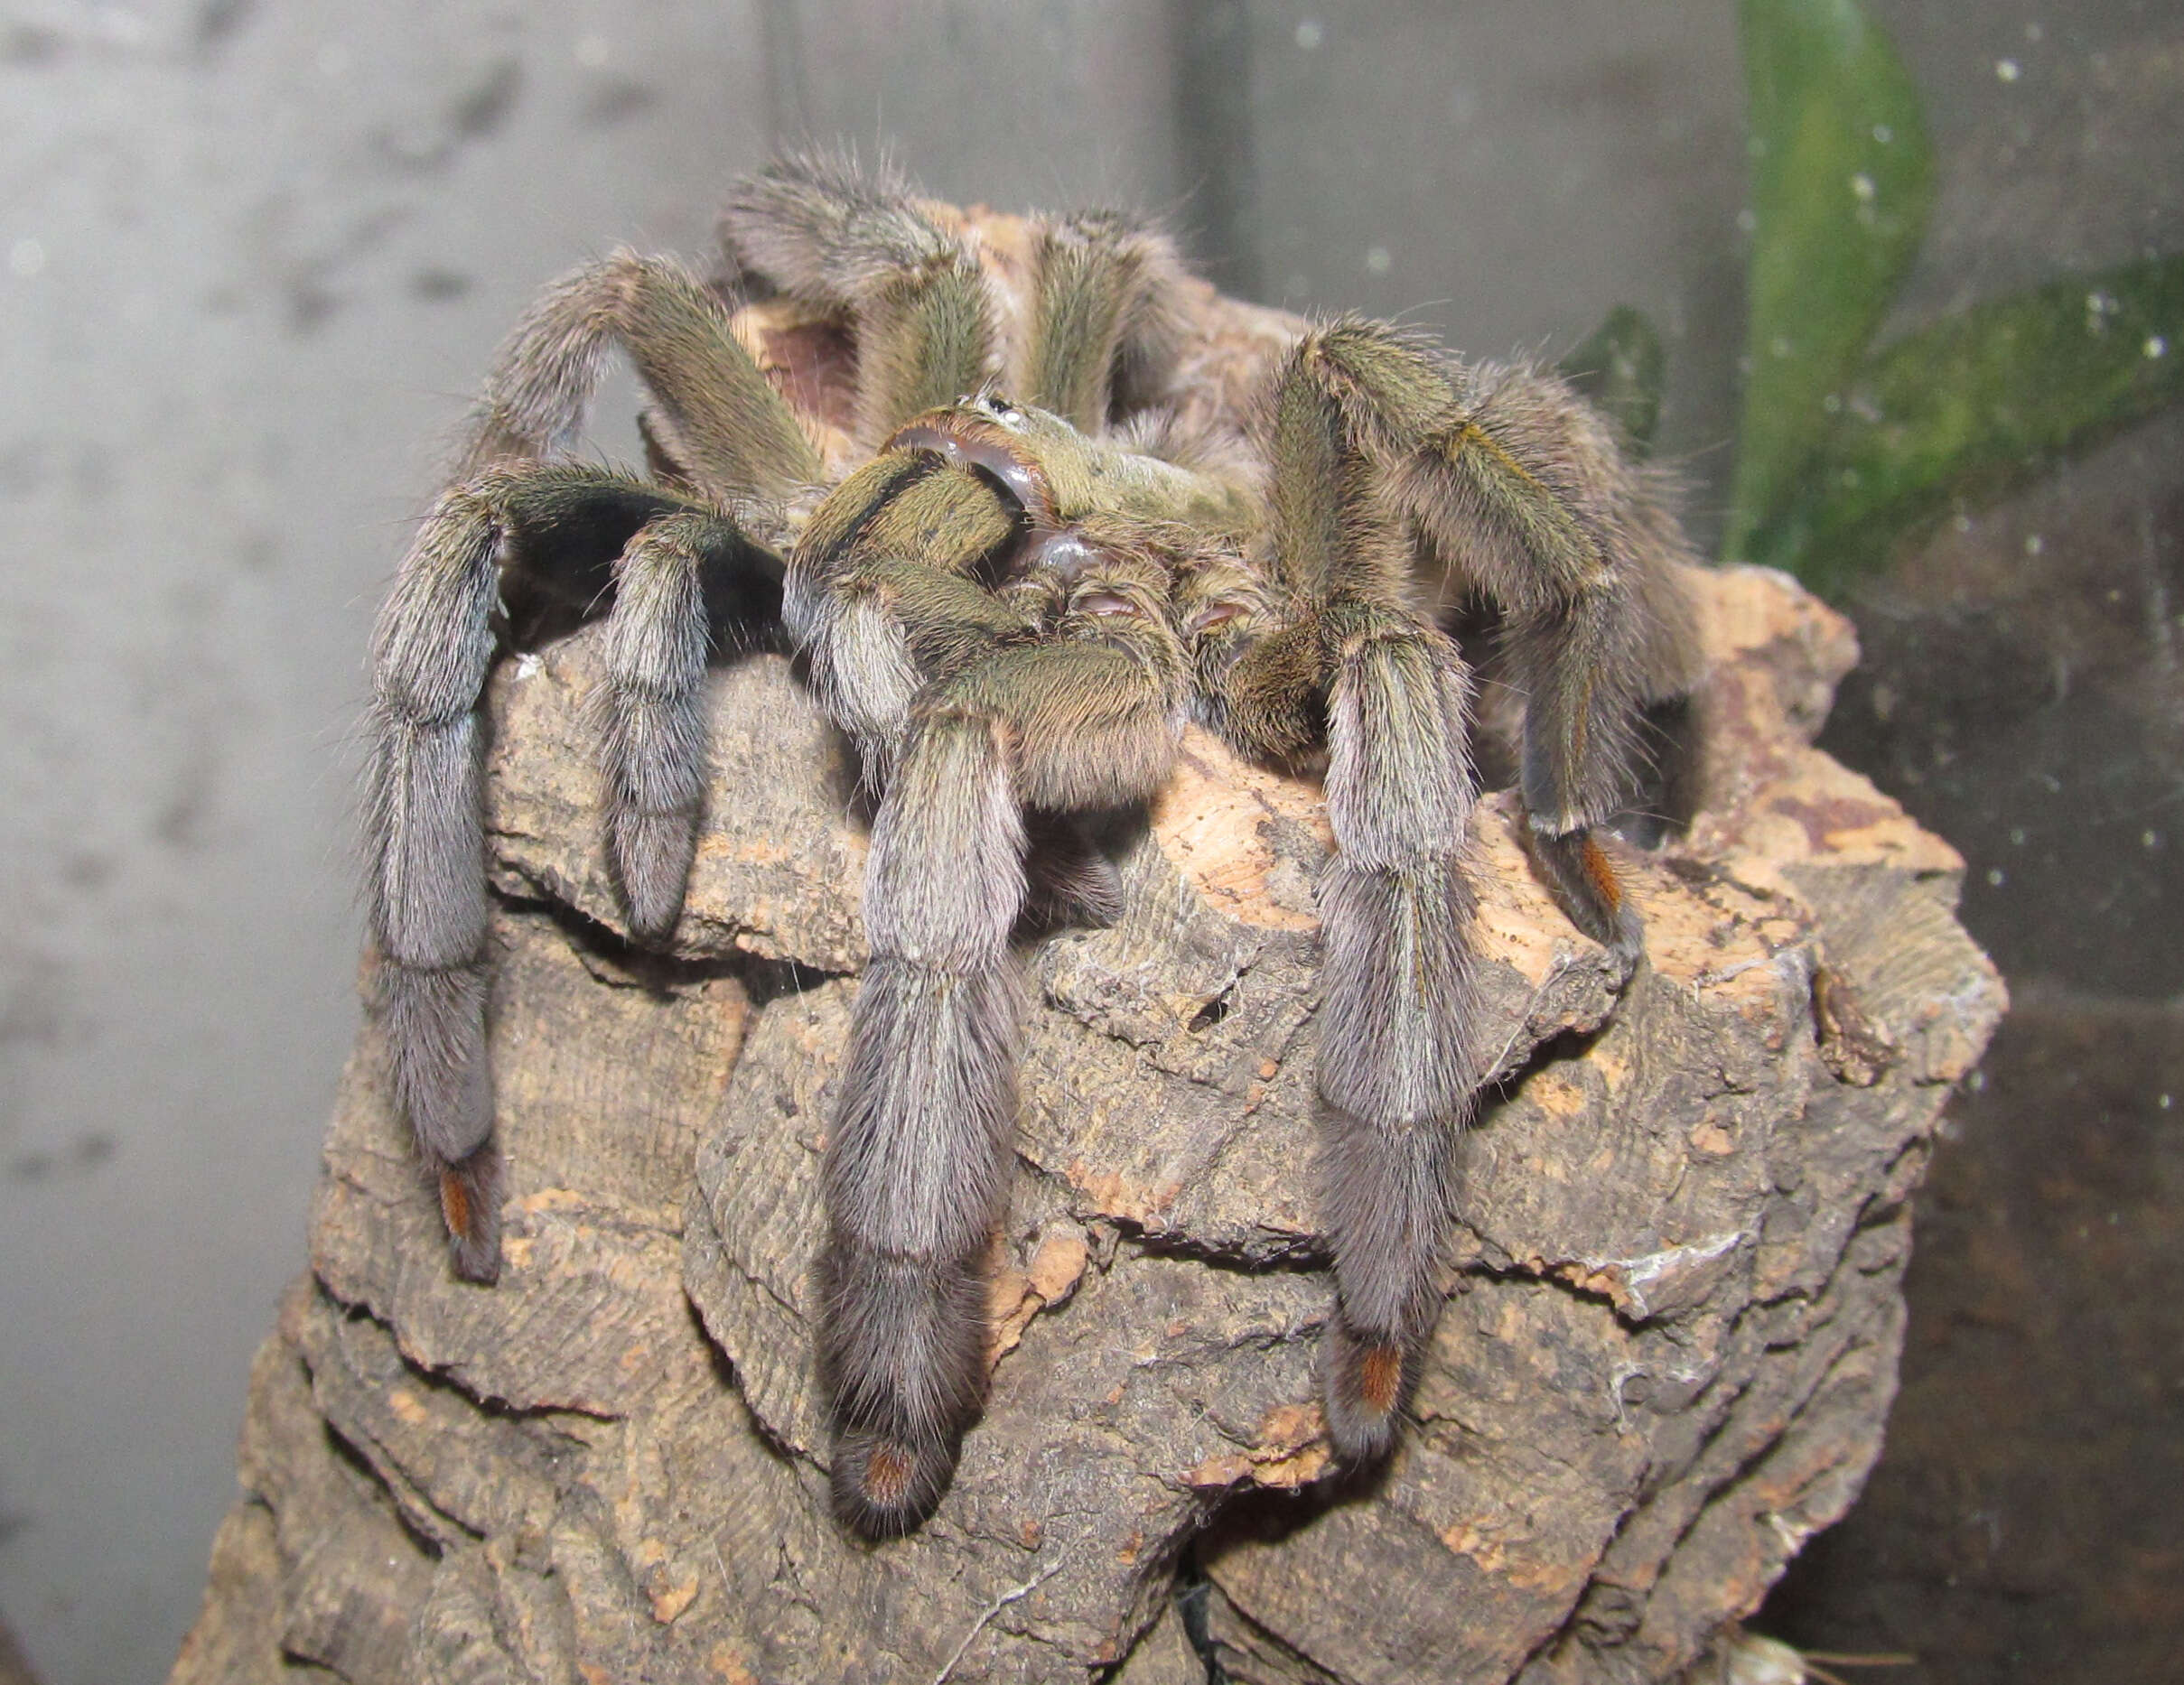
[172,558,2002,1685]
[171,228,2002,1680]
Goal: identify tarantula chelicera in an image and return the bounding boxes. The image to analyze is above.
[366,155,1701,1536]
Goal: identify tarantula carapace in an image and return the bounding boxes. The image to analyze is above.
[365,154,1701,1537]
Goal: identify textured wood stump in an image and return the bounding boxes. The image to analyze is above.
[173,220,2002,1683]
[171,556,2001,1685]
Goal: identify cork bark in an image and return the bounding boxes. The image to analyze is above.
[172,222,2002,1684]
[170,557,2002,1685]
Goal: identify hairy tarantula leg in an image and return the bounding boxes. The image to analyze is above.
[1209,610,1480,1457]
[787,452,1028,774]
[721,154,994,445]
[1218,600,1486,1459]
[462,250,820,502]
[1220,342,1491,1456]
[369,465,776,1280]
[368,480,507,1281]
[1016,211,1190,430]
[822,630,1186,1535]
[1313,605,1482,1458]
[1292,322,1703,957]
[595,509,757,938]
[822,708,1026,1537]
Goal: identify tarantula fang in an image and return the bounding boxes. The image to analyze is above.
[363,154,1701,1537]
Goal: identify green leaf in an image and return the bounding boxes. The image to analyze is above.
[1746,254,2184,596]
[1725,0,1933,559]
[1557,305,1666,459]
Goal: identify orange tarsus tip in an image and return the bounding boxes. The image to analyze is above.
[439,1168,472,1240]
[1358,1343,1405,1415]
[1582,835,1623,913]
[864,1444,915,1509]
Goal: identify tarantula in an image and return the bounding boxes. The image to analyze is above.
[365,155,1701,1537]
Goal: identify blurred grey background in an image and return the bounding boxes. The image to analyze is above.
[1,4,2176,1683]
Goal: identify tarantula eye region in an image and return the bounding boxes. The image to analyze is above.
[883,419,1053,527]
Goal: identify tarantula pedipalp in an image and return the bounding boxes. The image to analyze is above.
[364,155,1702,1538]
